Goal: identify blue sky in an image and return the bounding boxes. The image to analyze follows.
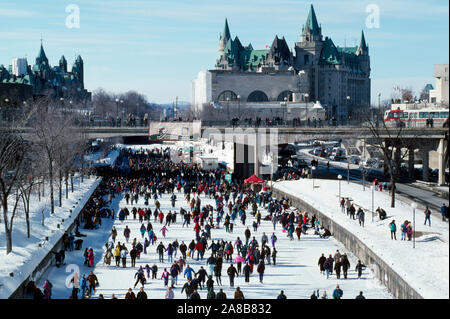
[0,0,448,104]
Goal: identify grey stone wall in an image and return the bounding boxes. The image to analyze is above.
[272,188,423,299]
[211,71,302,102]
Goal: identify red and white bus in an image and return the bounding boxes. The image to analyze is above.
[384,108,449,127]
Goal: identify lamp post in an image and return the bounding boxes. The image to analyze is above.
[346,96,350,126]
[115,98,119,121]
[4,98,10,122]
[311,166,316,189]
[304,93,309,127]
[371,185,374,222]
[226,97,230,123]
[338,174,342,200]
[362,137,366,191]
[411,202,417,248]
[377,92,381,128]
[347,155,350,184]
[237,95,241,120]
[281,97,287,125]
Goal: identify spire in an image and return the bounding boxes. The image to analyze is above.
[221,18,231,42]
[59,55,67,72]
[303,4,321,36]
[358,30,368,51]
[36,43,48,65]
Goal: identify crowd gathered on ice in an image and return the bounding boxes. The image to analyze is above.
[27,145,447,300]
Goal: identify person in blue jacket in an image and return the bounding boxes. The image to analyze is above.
[332,285,343,299]
[184,265,196,280]
[80,274,87,298]
[389,220,397,240]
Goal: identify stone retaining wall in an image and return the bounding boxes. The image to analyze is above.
[273,188,423,299]
[8,178,102,299]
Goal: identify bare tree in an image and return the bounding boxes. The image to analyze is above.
[0,129,26,254]
[365,115,415,208]
[30,98,77,214]
[17,140,44,238]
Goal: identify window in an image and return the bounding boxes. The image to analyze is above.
[247,90,269,102]
[430,112,439,118]
[218,90,238,102]
[419,112,429,119]
[440,112,449,118]
[277,91,293,102]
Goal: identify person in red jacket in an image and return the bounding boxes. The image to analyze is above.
[194,240,204,261]
[158,211,164,224]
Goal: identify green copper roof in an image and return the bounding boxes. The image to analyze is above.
[221,18,231,42]
[319,38,341,65]
[220,35,269,71]
[303,4,320,36]
[337,46,358,55]
[241,49,269,71]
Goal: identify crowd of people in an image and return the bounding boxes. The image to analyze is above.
[33,145,374,299]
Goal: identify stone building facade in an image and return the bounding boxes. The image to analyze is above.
[192,4,371,122]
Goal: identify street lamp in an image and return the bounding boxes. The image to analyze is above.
[347,155,350,184]
[281,97,287,125]
[311,166,316,189]
[115,98,119,120]
[362,137,366,191]
[226,97,230,123]
[237,95,241,120]
[304,93,309,127]
[346,96,351,126]
[338,174,342,200]
[411,202,417,248]
[371,185,374,222]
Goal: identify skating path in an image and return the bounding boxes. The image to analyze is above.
[42,191,393,299]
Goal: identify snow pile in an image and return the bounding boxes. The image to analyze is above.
[273,179,449,299]
[0,176,101,299]
[94,149,120,168]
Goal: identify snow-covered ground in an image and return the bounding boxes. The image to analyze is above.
[273,179,449,299]
[0,175,101,299]
[40,190,392,299]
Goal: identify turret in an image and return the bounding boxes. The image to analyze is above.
[301,4,322,42]
[219,18,231,57]
[356,30,369,56]
[59,55,67,72]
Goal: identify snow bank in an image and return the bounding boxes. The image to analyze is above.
[0,177,102,299]
[273,179,449,299]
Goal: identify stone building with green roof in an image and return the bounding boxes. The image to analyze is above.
[192,4,370,123]
[0,43,91,105]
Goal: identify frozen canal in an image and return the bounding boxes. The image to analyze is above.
[40,190,393,299]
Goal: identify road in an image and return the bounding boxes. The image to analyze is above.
[294,149,449,213]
